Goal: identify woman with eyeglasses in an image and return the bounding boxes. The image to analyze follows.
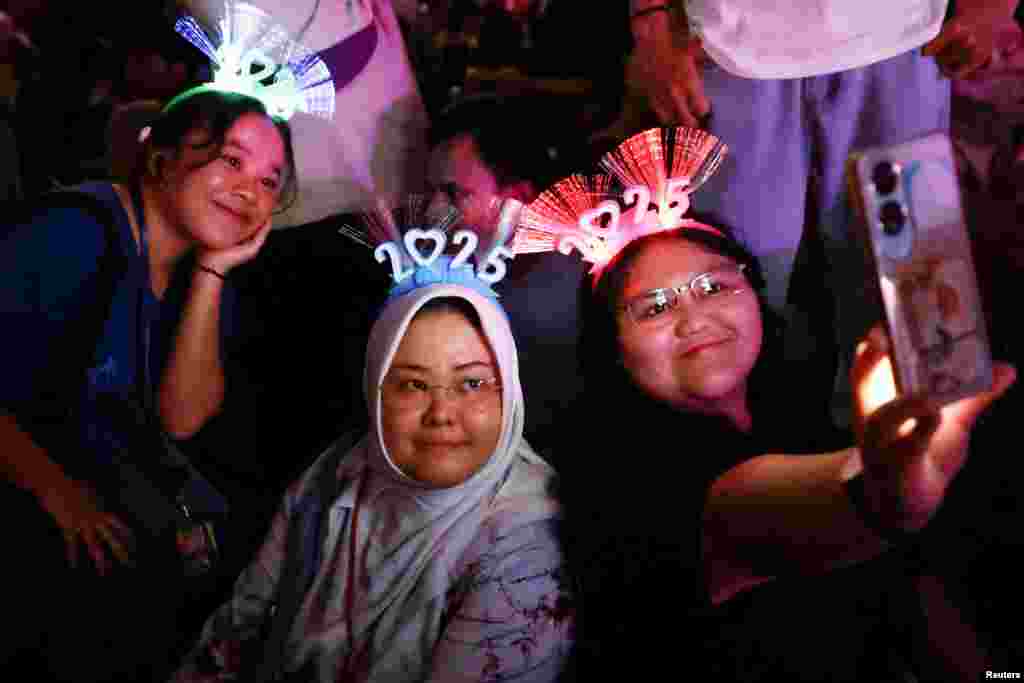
[173,280,572,682]
[559,216,1016,681]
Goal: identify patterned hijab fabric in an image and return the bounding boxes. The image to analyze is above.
[286,283,559,680]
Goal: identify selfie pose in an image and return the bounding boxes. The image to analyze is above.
[518,127,1016,681]
[625,0,1020,430]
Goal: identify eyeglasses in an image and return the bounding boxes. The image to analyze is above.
[619,264,749,324]
[380,375,502,409]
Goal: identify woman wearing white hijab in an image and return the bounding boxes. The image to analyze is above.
[173,280,571,682]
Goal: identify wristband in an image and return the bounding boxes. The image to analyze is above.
[197,264,227,280]
[630,4,671,21]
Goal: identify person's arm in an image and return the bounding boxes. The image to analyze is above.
[158,220,271,439]
[703,447,872,603]
[627,0,710,126]
[0,206,134,573]
[923,0,1020,78]
[158,267,228,440]
[0,413,133,573]
[425,518,573,683]
[703,327,1016,605]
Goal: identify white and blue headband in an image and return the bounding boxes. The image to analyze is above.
[168,0,335,121]
[339,196,524,306]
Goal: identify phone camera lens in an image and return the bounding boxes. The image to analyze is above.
[879,201,905,235]
[872,161,899,196]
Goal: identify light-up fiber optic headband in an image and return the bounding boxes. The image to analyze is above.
[513,127,729,283]
[167,1,335,121]
[338,195,526,304]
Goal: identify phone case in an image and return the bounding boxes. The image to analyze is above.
[846,131,993,406]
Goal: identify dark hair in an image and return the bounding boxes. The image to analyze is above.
[580,213,778,391]
[145,89,299,211]
[562,216,780,682]
[414,296,485,334]
[561,215,846,682]
[429,94,566,192]
[600,215,765,309]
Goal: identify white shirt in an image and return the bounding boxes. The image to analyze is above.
[684,0,949,79]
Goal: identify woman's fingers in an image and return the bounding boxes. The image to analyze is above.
[862,390,939,455]
[97,515,135,567]
[859,358,1014,455]
[105,512,135,547]
[43,478,136,574]
[851,325,895,439]
[63,515,135,574]
[862,362,1015,507]
[250,218,273,249]
[83,528,111,576]
[199,217,274,273]
[941,361,1017,433]
[254,216,273,241]
[237,217,272,252]
[864,325,890,354]
[236,221,271,262]
[64,530,79,570]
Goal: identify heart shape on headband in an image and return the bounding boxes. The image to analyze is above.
[404,229,446,268]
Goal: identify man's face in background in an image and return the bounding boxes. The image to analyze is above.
[427,133,504,238]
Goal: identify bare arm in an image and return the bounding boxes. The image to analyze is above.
[158,220,271,439]
[0,412,133,573]
[158,269,228,439]
[703,447,879,604]
[0,412,72,500]
[704,328,1016,605]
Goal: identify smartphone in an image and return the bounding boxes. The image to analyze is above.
[846,131,993,407]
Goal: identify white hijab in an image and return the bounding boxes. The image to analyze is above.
[296,284,558,681]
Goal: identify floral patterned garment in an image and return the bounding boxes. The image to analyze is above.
[172,452,573,683]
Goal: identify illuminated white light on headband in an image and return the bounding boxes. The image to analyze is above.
[171,1,335,121]
[339,195,526,302]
